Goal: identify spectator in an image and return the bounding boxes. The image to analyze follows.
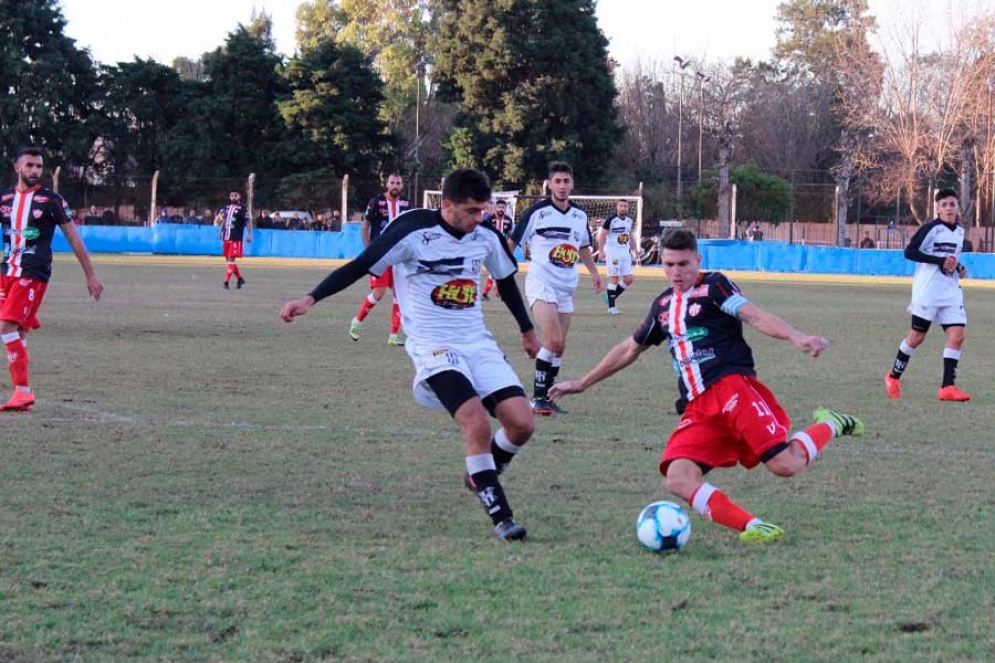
[183,210,200,225]
[158,207,170,224]
[271,212,283,229]
[962,237,974,253]
[84,205,101,225]
[747,223,764,242]
[859,231,876,249]
[331,210,342,231]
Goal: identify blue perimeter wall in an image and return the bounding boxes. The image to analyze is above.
[53,224,995,279]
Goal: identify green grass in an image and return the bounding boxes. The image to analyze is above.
[2,256,995,661]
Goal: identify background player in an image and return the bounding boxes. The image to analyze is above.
[0,147,104,411]
[598,199,638,315]
[550,229,863,543]
[885,188,970,402]
[280,168,539,541]
[481,198,514,301]
[349,172,410,345]
[510,162,603,415]
[217,189,251,290]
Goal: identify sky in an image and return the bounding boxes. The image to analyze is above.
[60,0,961,71]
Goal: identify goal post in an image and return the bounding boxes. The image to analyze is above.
[422,190,644,251]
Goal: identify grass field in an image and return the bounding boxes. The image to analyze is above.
[2,255,995,662]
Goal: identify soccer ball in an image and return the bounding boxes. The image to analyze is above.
[636,501,691,553]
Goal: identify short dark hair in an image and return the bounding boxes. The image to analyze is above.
[548,161,573,177]
[442,168,491,203]
[229,189,240,194]
[662,228,698,252]
[17,147,43,161]
[935,187,958,202]
[496,199,506,206]
[386,171,403,181]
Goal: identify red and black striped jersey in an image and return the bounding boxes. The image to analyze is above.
[0,185,72,282]
[365,193,411,241]
[633,271,755,402]
[218,203,248,241]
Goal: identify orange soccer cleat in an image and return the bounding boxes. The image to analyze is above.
[938,385,971,402]
[1,390,35,412]
[884,374,901,400]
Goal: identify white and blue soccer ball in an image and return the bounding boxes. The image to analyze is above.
[636,501,691,553]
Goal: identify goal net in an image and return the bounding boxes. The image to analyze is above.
[422,190,644,259]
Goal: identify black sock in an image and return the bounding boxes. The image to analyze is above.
[607,286,618,308]
[548,362,560,391]
[469,469,512,525]
[615,282,627,299]
[491,438,515,474]
[942,357,958,387]
[890,350,911,379]
[534,357,553,399]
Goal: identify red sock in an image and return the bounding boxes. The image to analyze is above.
[356,294,377,322]
[225,264,234,282]
[3,334,29,389]
[390,303,401,335]
[690,483,756,531]
[790,422,834,464]
[230,262,242,278]
[484,277,494,295]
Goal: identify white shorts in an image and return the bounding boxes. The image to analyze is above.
[908,302,967,327]
[408,338,524,410]
[606,254,634,278]
[525,275,575,313]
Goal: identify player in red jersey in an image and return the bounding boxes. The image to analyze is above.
[0,147,104,411]
[550,229,863,543]
[217,189,251,290]
[349,173,411,345]
[481,199,514,301]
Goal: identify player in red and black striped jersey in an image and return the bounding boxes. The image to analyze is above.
[550,229,864,544]
[217,189,252,290]
[481,199,514,300]
[349,173,412,345]
[0,147,103,411]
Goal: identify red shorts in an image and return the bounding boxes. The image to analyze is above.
[0,275,48,331]
[369,266,393,289]
[223,241,243,258]
[660,374,790,475]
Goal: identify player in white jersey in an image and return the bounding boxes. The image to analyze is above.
[280,169,540,542]
[885,188,971,402]
[598,199,638,315]
[510,162,604,415]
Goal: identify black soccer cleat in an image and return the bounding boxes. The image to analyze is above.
[223,281,230,290]
[531,397,554,416]
[547,400,569,415]
[236,276,246,289]
[494,518,527,542]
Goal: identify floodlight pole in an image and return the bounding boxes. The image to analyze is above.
[674,56,689,222]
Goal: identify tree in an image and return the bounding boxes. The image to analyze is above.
[692,163,793,226]
[200,17,290,182]
[433,0,623,187]
[0,0,102,173]
[279,38,394,177]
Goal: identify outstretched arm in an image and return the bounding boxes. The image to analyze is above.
[737,302,827,357]
[60,222,103,300]
[549,337,649,399]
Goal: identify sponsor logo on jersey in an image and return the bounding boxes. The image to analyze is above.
[470,258,482,274]
[689,284,710,298]
[34,196,49,203]
[722,394,739,413]
[0,194,13,202]
[18,227,41,240]
[673,347,716,369]
[549,243,579,268]
[538,209,551,220]
[682,326,708,342]
[688,303,702,317]
[617,233,629,244]
[421,231,442,244]
[0,206,9,215]
[431,278,478,309]
[431,348,451,357]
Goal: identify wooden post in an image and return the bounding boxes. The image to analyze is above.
[149,170,160,227]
